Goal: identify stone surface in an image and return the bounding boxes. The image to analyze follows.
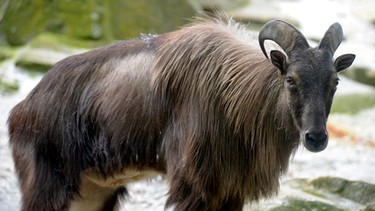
[0,77,18,94]
[343,66,375,87]
[246,177,375,211]
[195,0,249,11]
[331,93,375,115]
[13,33,88,72]
[0,0,196,46]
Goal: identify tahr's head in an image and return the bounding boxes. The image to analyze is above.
[259,20,355,152]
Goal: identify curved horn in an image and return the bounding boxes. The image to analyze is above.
[259,20,309,59]
[318,23,343,56]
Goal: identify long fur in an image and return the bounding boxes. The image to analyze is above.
[8,18,300,211]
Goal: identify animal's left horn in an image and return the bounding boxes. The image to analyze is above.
[259,20,309,59]
[318,23,343,56]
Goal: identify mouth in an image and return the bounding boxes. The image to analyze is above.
[301,130,328,152]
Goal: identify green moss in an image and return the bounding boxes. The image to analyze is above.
[270,198,344,211]
[108,0,196,40]
[15,60,51,73]
[0,49,11,61]
[310,177,375,205]
[14,32,95,73]
[310,177,348,193]
[28,32,100,50]
[342,67,375,87]
[361,204,375,211]
[302,189,328,199]
[54,0,105,40]
[331,93,375,115]
[1,0,196,46]
[0,0,47,45]
[0,44,20,61]
[0,78,19,94]
[28,33,70,51]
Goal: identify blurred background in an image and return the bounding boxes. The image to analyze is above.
[0,0,374,210]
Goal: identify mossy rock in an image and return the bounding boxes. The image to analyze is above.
[0,0,112,45]
[310,177,375,205]
[331,93,375,115]
[360,204,375,211]
[0,49,10,62]
[14,32,89,73]
[246,177,375,210]
[342,67,375,87]
[0,0,196,46]
[15,60,51,73]
[108,0,195,40]
[0,77,19,94]
[269,198,344,211]
[0,44,18,61]
[0,0,46,45]
[195,0,249,11]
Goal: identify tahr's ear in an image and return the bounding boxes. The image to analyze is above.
[270,50,288,74]
[334,54,356,72]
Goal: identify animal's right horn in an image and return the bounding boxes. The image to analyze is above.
[259,20,309,59]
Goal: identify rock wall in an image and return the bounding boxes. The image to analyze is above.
[0,0,196,46]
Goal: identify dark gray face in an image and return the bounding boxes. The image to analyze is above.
[259,20,356,152]
[270,49,355,152]
[284,49,338,152]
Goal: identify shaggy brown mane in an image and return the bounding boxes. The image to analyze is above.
[152,19,299,205]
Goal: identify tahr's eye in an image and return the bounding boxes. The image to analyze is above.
[286,76,296,86]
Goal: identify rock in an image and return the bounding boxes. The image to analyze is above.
[0,50,10,62]
[0,0,46,46]
[0,77,19,94]
[343,66,375,87]
[193,0,250,11]
[269,198,345,211]
[331,93,375,115]
[0,0,196,46]
[246,177,375,210]
[14,33,89,72]
[227,0,298,29]
[331,75,375,116]
[361,204,375,211]
[1,56,19,94]
[108,0,195,41]
[310,177,375,205]
[0,45,17,62]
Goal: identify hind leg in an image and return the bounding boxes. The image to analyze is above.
[14,148,126,211]
[12,146,75,211]
[70,172,128,211]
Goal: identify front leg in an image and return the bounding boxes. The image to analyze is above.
[165,167,244,211]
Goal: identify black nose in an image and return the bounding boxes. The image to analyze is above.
[304,130,328,152]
